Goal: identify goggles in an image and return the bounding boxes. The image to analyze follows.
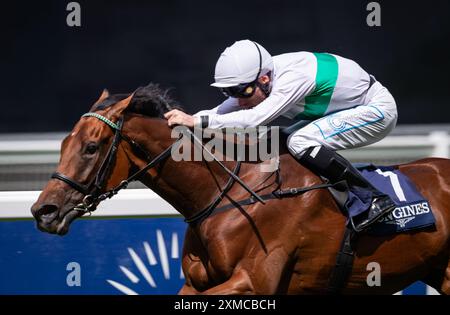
[220,81,258,98]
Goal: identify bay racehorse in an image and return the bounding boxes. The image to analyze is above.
[31,84,450,294]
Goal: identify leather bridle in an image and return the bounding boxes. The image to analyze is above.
[51,112,177,214]
[50,112,247,224]
[51,112,335,225]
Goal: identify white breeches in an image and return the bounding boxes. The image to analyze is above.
[287,81,398,157]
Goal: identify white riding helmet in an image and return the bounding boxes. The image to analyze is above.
[211,40,273,88]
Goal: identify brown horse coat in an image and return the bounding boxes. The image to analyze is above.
[31,89,450,294]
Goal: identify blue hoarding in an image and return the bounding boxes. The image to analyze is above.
[0,217,186,294]
[0,217,432,295]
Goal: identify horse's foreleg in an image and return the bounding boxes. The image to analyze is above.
[178,283,200,295]
[199,269,255,295]
[439,261,450,295]
[198,247,291,295]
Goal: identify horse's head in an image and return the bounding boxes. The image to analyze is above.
[30,88,140,235]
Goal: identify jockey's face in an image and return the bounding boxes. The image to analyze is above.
[238,75,271,109]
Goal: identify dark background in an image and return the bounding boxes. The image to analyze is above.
[2,0,450,132]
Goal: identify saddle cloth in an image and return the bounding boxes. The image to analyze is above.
[332,164,436,236]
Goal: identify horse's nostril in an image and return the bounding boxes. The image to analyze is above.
[34,204,59,220]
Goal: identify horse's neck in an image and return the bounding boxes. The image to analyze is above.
[123,116,235,217]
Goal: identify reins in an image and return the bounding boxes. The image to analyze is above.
[51,112,337,223]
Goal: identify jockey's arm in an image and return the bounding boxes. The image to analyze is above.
[200,93,290,128]
[199,74,315,129]
[164,72,314,128]
[164,98,241,128]
[194,97,241,117]
[165,96,287,128]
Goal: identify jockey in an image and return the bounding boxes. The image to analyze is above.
[164,39,398,232]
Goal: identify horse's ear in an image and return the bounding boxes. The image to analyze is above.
[109,93,134,119]
[89,89,110,111]
[97,89,110,103]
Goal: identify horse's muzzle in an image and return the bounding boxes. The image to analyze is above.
[31,202,79,235]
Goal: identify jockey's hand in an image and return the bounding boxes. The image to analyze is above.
[164,109,196,128]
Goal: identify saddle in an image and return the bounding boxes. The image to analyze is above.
[327,163,435,235]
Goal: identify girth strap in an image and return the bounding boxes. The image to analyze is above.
[327,226,357,294]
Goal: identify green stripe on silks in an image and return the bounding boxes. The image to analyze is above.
[295,53,338,120]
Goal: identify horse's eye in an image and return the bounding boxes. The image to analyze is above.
[85,143,98,155]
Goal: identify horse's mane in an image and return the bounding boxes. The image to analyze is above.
[92,83,181,118]
[91,83,288,162]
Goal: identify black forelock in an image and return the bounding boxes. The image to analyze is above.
[92,83,182,118]
[128,83,181,118]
